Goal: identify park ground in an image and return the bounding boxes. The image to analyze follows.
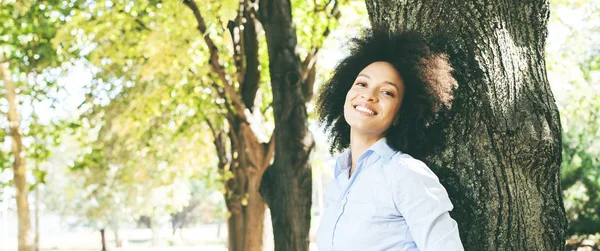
[1,216,323,251]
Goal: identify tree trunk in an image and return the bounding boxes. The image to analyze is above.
[226,182,265,251]
[111,222,122,248]
[1,57,34,251]
[114,228,122,247]
[225,122,271,251]
[183,0,275,249]
[365,0,567,250]
[258,1,315,251]
[100,229,106,251]
[150,218,159,247]
[209,118,272,251]
[34,185,39,251]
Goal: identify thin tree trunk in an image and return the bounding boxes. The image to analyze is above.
[100,229,106,251]
[258,1,315,250]
[151,217,159,247]
[365,0,567,250]
[34,185,39,251]
[115,229,122,247]
[1,56,33,251]
[112,224,121,248]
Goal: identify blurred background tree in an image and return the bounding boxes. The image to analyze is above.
[42,0,347,250]
[547,0,600,238]
[0,1,84,250]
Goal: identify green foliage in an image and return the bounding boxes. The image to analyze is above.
[21,0,351,228]
[0,0,82,197]
[0,0,74,70]
[293,0,342,58]
[548,0,600,235]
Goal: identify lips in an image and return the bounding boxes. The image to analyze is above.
[353,104,377,115]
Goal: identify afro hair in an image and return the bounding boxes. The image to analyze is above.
[316,28,457,158]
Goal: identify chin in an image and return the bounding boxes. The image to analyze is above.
[347,122,385,135]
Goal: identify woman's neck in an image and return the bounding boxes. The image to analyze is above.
[349,131,383,178]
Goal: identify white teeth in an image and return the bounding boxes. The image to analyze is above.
[355,105,375,115]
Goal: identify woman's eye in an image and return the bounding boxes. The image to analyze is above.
[382,91,394,97]
[355,82,366,87]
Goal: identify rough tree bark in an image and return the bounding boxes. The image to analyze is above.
[1,56,33,251]
[365,0,567,250]
[258,1,315,250]
[205,116,274,251]
[223,120,271,251]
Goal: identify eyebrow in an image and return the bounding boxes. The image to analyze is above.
[357,73,399,90]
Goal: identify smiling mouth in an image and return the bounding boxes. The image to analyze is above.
[353,105,377,115]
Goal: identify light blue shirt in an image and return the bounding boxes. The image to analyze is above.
[316,138,464,251]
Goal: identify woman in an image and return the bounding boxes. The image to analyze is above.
[315,29,464,251]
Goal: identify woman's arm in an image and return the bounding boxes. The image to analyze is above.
[391,157,464,251]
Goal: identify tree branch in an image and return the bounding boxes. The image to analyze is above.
[227,0,261,110]
[260,102,272,115]
[203,115,229,170]
[186,68,235,124]
[182,0,248,122]
[314,0,335,12]
[240,8,261,110]
[262,130,275,169]
[210,82,236,124]
[227,19,245,85]
[301,0,342,101]
[203,114,218,140]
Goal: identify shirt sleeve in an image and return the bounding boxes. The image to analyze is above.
[391,157,464,251]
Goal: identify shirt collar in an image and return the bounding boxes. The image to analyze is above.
[369,137,396,161]
[334,150,352,178]
[333,137,397,178]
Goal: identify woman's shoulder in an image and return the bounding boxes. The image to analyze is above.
[385,152,440,182]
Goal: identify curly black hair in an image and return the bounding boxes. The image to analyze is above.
[316,29,457,158]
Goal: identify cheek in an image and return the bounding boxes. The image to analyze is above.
[343,91,358,119]
[385,101,402,120]
[393,101,402,114]
[344,90,356,106]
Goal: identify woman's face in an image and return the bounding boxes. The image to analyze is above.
[343,61,405,138]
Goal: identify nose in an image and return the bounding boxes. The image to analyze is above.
[360,88,378,102]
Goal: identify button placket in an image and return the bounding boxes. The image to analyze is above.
[332,160,364,249]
